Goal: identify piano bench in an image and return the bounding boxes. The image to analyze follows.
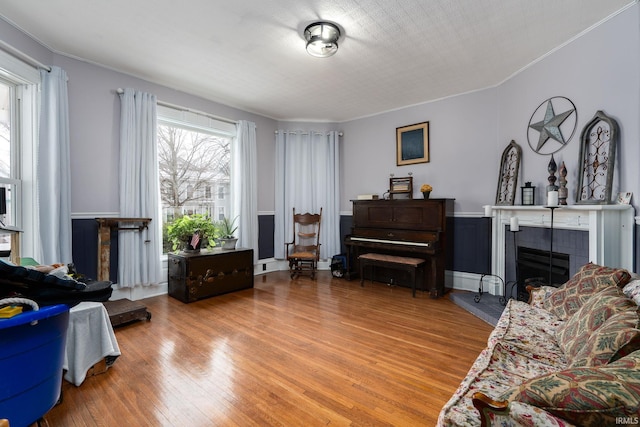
[358,253,425,297]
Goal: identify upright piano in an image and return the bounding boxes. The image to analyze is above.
[344,198,454,298]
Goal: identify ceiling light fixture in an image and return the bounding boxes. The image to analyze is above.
[304,21,341,58]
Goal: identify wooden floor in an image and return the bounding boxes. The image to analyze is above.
[47,271,492,426]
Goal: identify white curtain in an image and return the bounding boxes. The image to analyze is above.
[38,66,73,264]
[274,130,340,260]
[117,88,162,288]
[231,120,259,263]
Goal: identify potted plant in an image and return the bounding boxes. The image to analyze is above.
[166,214,217,253]
[420,184,433,199]
[217,216,238,250]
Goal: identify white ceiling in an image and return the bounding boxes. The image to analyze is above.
[0,0,635,122]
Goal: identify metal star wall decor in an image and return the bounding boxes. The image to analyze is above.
[527,96,577,155]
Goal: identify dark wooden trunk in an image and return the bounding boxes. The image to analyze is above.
[168,248,254,303]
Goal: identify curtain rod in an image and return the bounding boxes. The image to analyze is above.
[116,88,237,125]
[275,130,343,136]
[0,40,51,72]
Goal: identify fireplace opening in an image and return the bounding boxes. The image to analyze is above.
[516,246,570,301]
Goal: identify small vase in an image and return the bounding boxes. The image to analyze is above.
[422,191,431,199]
[220,238,238,250]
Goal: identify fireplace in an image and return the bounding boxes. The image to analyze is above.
[516,246,570,301]
[487,204,634,297]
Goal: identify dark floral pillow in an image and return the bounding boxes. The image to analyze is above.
[543,263,631,320]
[555,286,637,360]
[571,310,640,367]
[500,350,640,426]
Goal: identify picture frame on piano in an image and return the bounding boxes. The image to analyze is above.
[396,121,429,166]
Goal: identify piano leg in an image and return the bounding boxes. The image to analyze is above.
[429,257,441,298]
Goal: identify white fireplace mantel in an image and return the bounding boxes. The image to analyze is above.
[487,204,635,295]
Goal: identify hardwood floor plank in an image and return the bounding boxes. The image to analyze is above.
[46,271,492,426]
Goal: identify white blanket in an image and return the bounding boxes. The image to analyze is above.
[63,302,121,386]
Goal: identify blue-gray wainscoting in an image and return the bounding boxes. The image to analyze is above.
[72,219,116,281]
[71,215,638,282]
[71,215,498,282]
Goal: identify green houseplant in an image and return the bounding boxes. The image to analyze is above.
[166,214,218,253]
[217,216,238,250]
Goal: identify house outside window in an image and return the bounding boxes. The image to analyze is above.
[157,105,235,253]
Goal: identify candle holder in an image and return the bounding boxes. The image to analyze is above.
[475,273,505,304]
[545,206,559,285]
[501,228,520,305]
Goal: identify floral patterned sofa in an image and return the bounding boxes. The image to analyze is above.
[438,263,640,426]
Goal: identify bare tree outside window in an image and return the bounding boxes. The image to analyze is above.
[158,123,231,252]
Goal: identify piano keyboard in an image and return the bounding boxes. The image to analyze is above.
[348,236,433,248]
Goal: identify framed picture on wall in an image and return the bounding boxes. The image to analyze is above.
[396,121,429,166]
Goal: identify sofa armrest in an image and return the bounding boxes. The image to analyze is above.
[472,392,509,427]
[472,392,577,427]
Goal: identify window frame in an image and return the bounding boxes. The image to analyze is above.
[156,104,236,255]
[0,50,40,260]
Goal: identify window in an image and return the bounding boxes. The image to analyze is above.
[0,81,12,252]
[157,105,235,253]
[0,51,39,258]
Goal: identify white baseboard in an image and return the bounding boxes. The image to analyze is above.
[111,283,168,301]
[450,271,502,295]
[254,258,333,275]
[113,261,500,301]
[254,258,285,275]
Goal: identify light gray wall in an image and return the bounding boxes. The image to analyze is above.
[339,89,498,214]
[338,4,640,214]
[497,5,640,211]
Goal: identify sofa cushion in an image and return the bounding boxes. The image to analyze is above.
[488,299,564,352]
[622,279,640,306]
[500,350,640,426]
[543,263,631,320]
[555,286,637,360]
[571,310,640,367]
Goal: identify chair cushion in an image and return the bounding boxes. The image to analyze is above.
[542,263,631,320]
[555,286,637,360]
[288,251,317,259]
[500,350,640,426]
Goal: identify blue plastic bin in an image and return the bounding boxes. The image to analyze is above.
[0,304,70,427]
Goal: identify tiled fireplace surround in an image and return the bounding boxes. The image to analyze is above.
[485,204,635,296]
